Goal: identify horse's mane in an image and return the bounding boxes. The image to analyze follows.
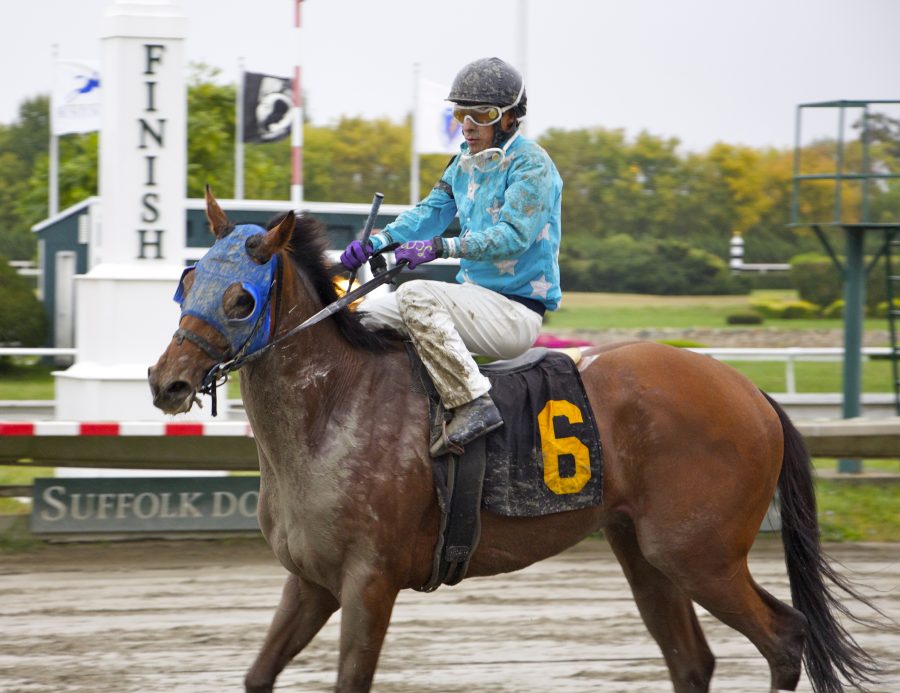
[265,212,404,353]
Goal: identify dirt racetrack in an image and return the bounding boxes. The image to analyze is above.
[1,536,898,693]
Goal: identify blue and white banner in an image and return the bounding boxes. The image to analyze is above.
[415,77,464,155]
[52,60,101,135]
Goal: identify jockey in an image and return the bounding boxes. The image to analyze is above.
[340,57,563,457]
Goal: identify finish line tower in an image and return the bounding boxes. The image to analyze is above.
[53,1,202,420]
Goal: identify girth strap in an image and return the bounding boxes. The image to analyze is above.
[407,342,487,593]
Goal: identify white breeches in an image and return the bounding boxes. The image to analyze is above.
[359,280,543,408]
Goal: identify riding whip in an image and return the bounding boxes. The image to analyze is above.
[347,191,384,292]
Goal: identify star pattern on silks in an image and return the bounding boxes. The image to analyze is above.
[495,259,518,275]
[530,274,552,299]
[486,200,503,224]
[538,223,551,242]
[467,178,480,200]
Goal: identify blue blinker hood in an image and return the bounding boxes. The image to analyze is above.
[174,224,277,357]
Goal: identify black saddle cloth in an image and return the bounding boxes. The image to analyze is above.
[478,348,603,516]
[412,347,604,518]
[410,346,604,591]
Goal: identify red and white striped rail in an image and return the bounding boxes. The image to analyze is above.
[0,421,254,437]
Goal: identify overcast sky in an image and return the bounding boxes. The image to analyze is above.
[1,0,898,153]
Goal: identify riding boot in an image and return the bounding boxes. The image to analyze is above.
[430,392,504,457]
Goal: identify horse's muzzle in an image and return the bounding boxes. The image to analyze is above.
[148,365,197,414]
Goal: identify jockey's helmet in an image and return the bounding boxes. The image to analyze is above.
[447,57,527,119]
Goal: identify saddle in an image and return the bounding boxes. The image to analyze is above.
[407,346,604,592]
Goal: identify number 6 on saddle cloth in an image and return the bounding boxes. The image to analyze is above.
[417,347,603,590]
[453,348,602,516]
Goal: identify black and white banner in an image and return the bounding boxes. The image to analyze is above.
[242,72,293,143]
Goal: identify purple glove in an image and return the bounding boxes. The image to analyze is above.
[340,240,374,271]
[395,238,442,269]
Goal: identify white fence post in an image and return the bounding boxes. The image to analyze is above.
[786,353,797,394]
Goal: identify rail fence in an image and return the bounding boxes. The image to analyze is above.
[688,346,891,395]
[1,346,892,398]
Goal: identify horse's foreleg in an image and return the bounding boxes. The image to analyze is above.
[245,574,339,693]
[605,522,716,693]
[335,571,399,693]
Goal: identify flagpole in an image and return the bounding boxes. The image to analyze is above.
[517,0,528,137]
[49,44,59,216]
[291,0,304,205]
[410,62,421,205]
[235,57,245,200]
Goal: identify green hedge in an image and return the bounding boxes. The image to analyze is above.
[0,256,47,350]
[749,298,821,320]
[560,234,749,295]
[726,312,764,325]
[790,252,890,312]
[822,299,844,319]
[874,299,900,318]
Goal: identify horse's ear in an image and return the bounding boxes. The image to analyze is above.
[205,185,230,239]
[247,212,295,263]
[266,211,296,254]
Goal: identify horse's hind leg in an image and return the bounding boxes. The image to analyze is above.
[684,561,807,692]
[245,574,339,693]
[606,522,715,692]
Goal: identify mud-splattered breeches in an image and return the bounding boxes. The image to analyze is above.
[359,280,542,408]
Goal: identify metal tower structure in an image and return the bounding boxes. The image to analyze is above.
[790,100,900,471]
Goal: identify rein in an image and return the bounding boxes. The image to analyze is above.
[197,258,407,416]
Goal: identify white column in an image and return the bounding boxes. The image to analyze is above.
[291,0,304,204]
[517,0,528,137]
[49,44,60,217]
[54,0,214,421]
[235,57,245,200]
[410,62,420,205]
[729,230,745,270]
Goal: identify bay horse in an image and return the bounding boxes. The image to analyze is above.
[148,190,881,693]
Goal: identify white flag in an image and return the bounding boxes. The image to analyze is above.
[414,78,464,155]
[52,60,101,135]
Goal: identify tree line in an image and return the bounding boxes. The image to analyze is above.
[2,65,898,295]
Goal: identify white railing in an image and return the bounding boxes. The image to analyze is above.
[1,346,892,398]
[9,260,40,278]
[688,347,892,395]
[0,348,77,358]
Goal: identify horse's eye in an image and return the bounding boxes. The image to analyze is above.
[222,283,256,321]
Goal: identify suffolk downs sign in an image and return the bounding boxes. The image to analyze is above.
[31,477,260,534]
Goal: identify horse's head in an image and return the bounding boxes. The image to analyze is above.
[148,187,295,414]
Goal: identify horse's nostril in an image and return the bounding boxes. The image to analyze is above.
[164,381,193,401]
[151,377,196,413]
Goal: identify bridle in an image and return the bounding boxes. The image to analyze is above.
[186,258,281,417]
[185,255,407,416]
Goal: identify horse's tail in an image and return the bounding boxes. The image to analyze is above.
[763,391,883,693]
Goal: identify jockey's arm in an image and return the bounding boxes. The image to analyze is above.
[369,175,458,252]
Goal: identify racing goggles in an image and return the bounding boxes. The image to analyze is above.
[459,132,521,174]
[452,82,525,127]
